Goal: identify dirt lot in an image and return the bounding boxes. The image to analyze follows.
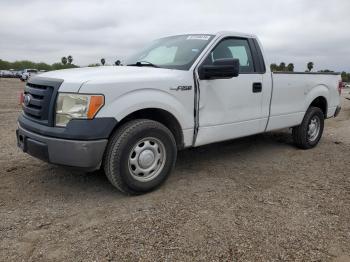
[0,78,350,262]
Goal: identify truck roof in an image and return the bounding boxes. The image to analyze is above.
[214,31,257,39]
[166,31,257,39]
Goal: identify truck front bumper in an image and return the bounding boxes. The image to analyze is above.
[17,124,108,171]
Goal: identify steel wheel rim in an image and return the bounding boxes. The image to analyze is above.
[128,137,166,182]
[307,115,321,142]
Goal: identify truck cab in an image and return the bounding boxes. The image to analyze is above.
[17,31,342,194]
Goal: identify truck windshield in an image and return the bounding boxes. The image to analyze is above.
[125,34,214,70]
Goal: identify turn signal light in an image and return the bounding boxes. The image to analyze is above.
[87,95,104,119]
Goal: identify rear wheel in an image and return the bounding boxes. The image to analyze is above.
[103,119,177,194]
[292,107,324,149]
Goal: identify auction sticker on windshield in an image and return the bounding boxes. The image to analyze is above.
[186,35,211,41]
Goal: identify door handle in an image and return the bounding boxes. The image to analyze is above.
[252,82,262,93]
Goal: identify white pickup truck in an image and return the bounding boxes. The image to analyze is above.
[17,31,342,194]
[20,69,39,81]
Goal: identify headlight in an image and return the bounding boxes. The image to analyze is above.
[55,93,104,127]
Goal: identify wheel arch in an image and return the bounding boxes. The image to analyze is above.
[305,85,329,118]
[308,96,328,118]
[114,108,184,150]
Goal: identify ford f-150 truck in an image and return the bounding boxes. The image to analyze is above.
[16,31,342,194]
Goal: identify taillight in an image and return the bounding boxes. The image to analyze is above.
[338,81,342,95]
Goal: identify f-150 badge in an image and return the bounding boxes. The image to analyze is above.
[170,86,192,91]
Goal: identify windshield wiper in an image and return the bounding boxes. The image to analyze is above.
[127,61,160,68]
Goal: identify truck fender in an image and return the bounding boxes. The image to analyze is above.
[304,84,329,113]
[97,88,191,129]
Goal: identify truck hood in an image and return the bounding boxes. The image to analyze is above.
[40,66,189,92]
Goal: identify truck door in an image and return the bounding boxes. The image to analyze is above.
[195,37,269,146]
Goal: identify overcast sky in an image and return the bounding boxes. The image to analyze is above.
[0,0,349,71]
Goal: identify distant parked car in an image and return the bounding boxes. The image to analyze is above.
[0,70,15,78]
[9,69,23,78]
[21,69,38,81]
[345,83,350,89]
[15,70,23,78]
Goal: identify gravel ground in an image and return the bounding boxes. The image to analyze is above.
[0,78,350,262]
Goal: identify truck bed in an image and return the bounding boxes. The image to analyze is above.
[266,72,341,131]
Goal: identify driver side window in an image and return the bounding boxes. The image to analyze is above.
[203,38,255,73]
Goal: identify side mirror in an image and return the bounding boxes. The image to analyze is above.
[198,58,240,80]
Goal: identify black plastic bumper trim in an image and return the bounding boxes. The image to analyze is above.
[18,114,118,140]
[17,125,108,171]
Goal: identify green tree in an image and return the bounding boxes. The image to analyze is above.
[67,55,73,64]
[279,62,286,71]
[52,59,78,70]
[270,63,278,72]
[36,62,52,71]
[101,58,105,66]
[341,72,349,82]
[0,58,78,71]
[61,57,68,65]
[287,63,294,72]
[0,59,10,70]
[307,62,314,72]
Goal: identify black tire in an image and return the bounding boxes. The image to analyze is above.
[103,119,177,195]
[292,107,324,149]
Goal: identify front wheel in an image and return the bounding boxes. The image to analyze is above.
[292,107,324,149]
[103,119,177,194]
